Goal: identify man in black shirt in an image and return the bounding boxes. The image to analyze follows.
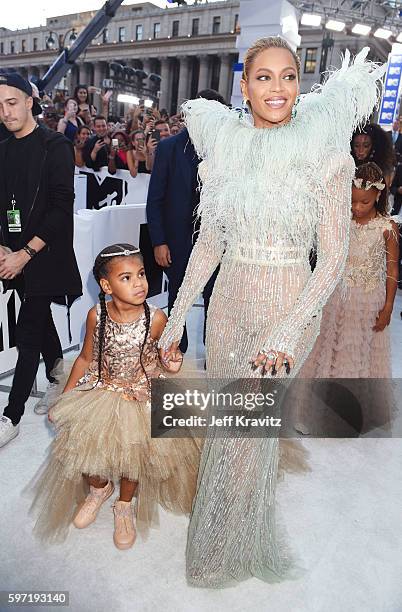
[0,73,82,448]
[83,115,110,170]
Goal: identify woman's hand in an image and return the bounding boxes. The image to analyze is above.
[250,350,294,376]
[159,342,183,372]
[135,143,146,158]
[373,306,392,332]
[147,137,158,155]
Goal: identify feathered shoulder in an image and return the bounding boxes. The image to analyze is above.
[181,47,386,159]
[297,46,386,149]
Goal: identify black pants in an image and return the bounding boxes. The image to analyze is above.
[3,282,63,426]
[165,261,219,354]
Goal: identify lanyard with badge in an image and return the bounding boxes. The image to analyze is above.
[7,194,21,233]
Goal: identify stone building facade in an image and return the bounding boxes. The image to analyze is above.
[0,0,389,113]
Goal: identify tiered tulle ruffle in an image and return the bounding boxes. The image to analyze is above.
[28,385,201,543]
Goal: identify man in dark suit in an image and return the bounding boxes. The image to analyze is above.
[146,89,226,354]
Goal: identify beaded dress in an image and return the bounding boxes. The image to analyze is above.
[28,303,200,543]
[158,48,386,587]
[297,215,397,433]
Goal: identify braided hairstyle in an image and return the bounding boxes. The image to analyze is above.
[92,243,151,388]
[354,162,389,217]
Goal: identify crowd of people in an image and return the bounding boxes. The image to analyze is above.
[37,85,185,175]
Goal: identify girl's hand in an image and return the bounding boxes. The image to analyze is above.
[250,350,294,376]
[159,343,183,372]
[373,306,392,332]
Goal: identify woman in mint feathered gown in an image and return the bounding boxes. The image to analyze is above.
[159,36,385,588]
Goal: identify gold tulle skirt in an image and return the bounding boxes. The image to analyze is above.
[28,386,201,543]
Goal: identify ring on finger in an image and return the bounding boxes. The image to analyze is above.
[261,350,277,362]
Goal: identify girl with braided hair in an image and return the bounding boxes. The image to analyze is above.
[295,163,399,434]
[28,243,199,549]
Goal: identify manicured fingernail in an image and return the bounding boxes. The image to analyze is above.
[251,363,258,371]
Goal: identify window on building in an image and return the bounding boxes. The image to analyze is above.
[234,14,240,33]
[212,16,221,34]
[153,22,161,39]
[102,28,108,43]
[119,27,126,42]
[304,48,317,74]
[172,20,179,37]
[192,18,199,36]
[136,24,143,41]
[33,37,38,51]
[21,39,26,52]
[10,41,15,54]
[0,42,3,54]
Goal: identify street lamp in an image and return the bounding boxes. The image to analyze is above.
[45,28,78,52]
[45,31,59,51]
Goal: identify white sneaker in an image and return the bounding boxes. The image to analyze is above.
[0,416,20,448]
[34,382,59,415]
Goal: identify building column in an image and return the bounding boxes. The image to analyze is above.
[159,57,171,110]
[219,54,232,103]
[70,65,80,91]
[142,58,152,76]
[198,55,210,92]
[78,62,91,86]
[177,56,191,108]
[65,67,74,93]
[91,62,105,111]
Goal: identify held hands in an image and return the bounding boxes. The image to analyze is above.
[250,350,294,376]
[159,343,183,373]
[373,306,392,332]
[0,249,30,280]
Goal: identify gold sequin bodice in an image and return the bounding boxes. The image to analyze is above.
[80,302,161,400]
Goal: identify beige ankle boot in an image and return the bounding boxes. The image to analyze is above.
[73,481,114,529]
[112,500,136,550]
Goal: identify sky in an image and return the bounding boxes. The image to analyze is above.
[1,0,167,31]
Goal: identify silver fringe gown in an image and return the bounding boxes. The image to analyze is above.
[158,48,385,588]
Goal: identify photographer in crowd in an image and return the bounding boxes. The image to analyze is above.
[57,98,84,142]
[83,115,110,170]
[74,125,91,168]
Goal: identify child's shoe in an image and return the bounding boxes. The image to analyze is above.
[112,500,136,549]
[73,481,114,529]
